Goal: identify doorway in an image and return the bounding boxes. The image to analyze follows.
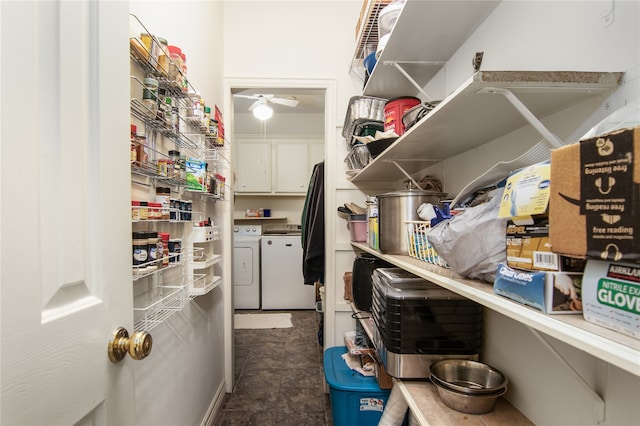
[222,78,337,393]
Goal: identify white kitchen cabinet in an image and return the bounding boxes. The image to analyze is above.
[273,140,308,192]
[236,138,323,194]
[235,139,271,192]
[273,139,324,193]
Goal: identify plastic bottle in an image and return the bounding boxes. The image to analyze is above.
[147,231,159,265]
[159,232,170,267]
[132,231,148,267]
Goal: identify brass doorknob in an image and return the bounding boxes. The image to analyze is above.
[108,327,152,363]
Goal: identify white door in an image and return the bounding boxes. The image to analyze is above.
[1,2,134,425]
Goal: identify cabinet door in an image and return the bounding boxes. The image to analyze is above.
[273,140,309,193]
[236,140,271,192]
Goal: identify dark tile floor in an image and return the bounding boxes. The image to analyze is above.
[213,310,333,426]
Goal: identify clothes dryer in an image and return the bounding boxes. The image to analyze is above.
[233,224,262,309]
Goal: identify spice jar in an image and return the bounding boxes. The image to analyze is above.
[139,201,148,221]
[133,132,147,164]
[142,78,159,119]
[157,37,169,76]
[209,119,218,139]
[140,33,159,67]
[155,187,171,220]
[159,232,170,267]
[167,45,183,85]
[131,200,141,220]
[157,159,170,177]
[169,198,179,221]
[168,238,181,263]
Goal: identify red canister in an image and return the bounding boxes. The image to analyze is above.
[384,96,420,136]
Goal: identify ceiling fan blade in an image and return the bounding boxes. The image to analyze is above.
[269,97,299,107]
[248,100,260,111]
[235,94,259,100]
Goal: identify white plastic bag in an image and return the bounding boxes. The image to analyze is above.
[427,189,507,283]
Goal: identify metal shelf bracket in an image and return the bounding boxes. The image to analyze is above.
[384,159,441,189]
[477,87,564,148]
[528,327,606,424]
[383,61,445,102]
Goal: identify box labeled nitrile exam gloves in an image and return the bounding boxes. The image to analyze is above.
[582,259,640,339]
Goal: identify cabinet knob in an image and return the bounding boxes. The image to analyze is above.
[108,327,153,363]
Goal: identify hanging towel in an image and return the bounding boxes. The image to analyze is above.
[302,161,324,284]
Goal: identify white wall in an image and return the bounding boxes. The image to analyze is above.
[128,2,227,425]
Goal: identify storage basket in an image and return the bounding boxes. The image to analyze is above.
[405,221,449,268]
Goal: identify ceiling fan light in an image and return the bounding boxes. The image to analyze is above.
[253,103,273,120]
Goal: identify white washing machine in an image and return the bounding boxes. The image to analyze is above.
[261,224,316,310]
[233,224,262,309]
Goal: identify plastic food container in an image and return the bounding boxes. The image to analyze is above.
[384,96,421,136]
[347,214,367,242]
[324,346,390,426]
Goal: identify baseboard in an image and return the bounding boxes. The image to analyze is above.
[200,379,227,426]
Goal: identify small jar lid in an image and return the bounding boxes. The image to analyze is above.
[167,45,182,54]
[132,200,140,206]
[143,77,159,87]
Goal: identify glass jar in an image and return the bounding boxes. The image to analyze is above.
[139,201,148,221]
[134,132,147,164]
[142,77,159,120]
[204,106,211,129]
[157,37,169,76]
[157,159,170,177]
[180,52,188,92]
[209,119,218,139]
[131,200,141,220]
[140,33,159,67]
[168,150,180,178]
[188,92,201,119]
[167,45,183,86]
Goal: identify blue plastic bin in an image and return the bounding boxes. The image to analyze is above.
[324,346,390,426]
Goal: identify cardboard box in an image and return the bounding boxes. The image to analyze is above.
[506,217,587,272]
[374,359,393,390]
[498,161,551,220]
[582,259,640,339]
[550,126,640,262]
[494,263,583,314]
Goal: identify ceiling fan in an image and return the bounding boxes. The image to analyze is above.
[234,94,300,110]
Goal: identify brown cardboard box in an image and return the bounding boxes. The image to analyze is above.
[374,359,393,390]
[550,126,640,262]
[506,218,587,272]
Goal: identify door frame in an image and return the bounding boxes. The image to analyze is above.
[222,77,336,392]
